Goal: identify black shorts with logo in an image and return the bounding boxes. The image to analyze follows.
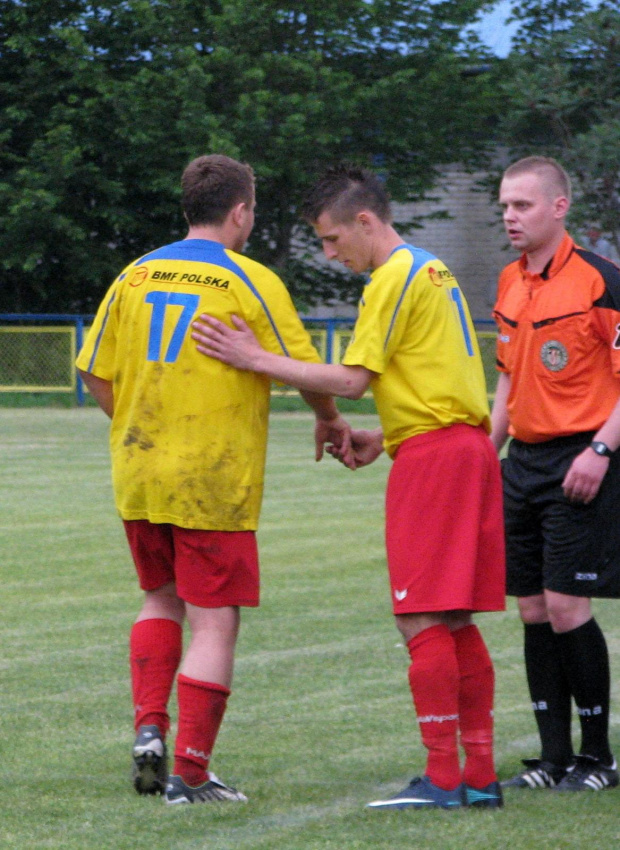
[503,432,620,599]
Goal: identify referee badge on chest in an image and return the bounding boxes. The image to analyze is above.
[540,339,568,372]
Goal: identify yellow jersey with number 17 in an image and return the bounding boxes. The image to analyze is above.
[76,238,321,530]
[342,244,490,458]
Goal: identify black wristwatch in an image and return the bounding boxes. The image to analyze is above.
[590,440,614,458]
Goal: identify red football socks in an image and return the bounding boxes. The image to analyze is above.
[173,674,230,786]
[130,617,183,735]
[452,624,497,788]
[407,625,461,790]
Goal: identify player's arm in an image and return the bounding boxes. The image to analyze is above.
[489,371,511,452]
[562,392,620,504]
[78,370,114,418]
[564,300,620,503]
[192,314,373,399]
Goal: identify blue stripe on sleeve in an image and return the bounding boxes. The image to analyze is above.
[383,244,433,351]
[87,290,116,372]
[221,253,290,357]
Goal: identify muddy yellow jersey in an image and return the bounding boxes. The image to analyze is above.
[77,238,321,530]
[342,244,490,457]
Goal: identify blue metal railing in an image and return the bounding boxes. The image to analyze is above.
[0,314,496,405]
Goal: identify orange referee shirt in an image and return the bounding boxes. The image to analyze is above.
[494,233,620,443]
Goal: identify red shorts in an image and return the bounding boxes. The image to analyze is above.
[385,424,505,615]
[123,521,259,608]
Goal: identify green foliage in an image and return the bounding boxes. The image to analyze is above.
[0,0,224,311]
[7,1,618,312]
[495,1,620,249]
[0,0,496,312]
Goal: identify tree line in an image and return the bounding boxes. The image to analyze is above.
[1,0,618,313]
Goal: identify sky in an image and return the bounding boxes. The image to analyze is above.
[475,0,519,57]
[476,0,603,56]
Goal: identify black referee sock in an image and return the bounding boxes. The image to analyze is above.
[556,617,613,765]
[523,622,574,767]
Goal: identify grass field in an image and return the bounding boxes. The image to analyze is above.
[2,408,620,849]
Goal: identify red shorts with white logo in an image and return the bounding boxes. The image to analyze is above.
[385,424,505,615]
[123,520,259,608]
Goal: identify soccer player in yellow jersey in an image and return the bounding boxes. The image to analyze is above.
[192,163,506,810]
[76,155,351,805]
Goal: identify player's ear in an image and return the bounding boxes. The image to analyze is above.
[230,202,247,228]
[553,196,570,219]
[357,210,374,232]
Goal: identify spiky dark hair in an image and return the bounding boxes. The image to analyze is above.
[301,162,392,224]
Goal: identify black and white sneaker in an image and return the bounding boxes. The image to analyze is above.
[501,758,569,789]
[554,755,619,792]
[132,725,168,796]
[165,772,248,805]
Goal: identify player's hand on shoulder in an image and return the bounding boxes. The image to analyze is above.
[192,313,261,370]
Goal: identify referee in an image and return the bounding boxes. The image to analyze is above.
[491,156,620,792]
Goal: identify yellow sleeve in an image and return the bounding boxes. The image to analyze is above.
[75,279,121,379]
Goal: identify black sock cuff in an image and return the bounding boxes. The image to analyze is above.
[554,617,605,647]
[524,621,553,634]
[524,621,556,650]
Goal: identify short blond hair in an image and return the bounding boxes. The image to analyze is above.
[503,156,572,203]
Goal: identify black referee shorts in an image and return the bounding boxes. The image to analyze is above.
[503,433,620,599]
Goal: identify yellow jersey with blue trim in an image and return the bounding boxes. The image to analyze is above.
[342,244,490,458]
[76,238,321,530]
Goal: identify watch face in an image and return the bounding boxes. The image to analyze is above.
[592,441,610,456]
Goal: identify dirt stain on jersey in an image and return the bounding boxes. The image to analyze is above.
[123,426,155,450]
[176,445,253,526]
